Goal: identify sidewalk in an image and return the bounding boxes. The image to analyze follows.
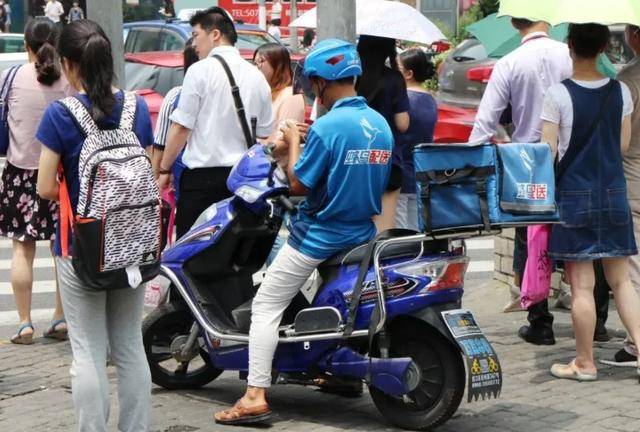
[1,279,638,432]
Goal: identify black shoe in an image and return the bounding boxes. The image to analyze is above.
[518,325,555,345]
[601,348,638,367]
[594,325,611,342]
[315,376,363,398]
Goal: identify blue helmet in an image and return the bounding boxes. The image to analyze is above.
[303,38,362,81]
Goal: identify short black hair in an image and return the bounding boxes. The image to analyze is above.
[511,18,535,31]
[568,23,610,59]
[190,6,238,45]
[399,48,434,82]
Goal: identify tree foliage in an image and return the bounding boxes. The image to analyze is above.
[123,0,164,22]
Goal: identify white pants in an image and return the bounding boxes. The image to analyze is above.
[248,243,324,388]
[395,193,419,232]
[56,257,151,432]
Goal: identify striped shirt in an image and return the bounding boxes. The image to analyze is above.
[153,86,181,148]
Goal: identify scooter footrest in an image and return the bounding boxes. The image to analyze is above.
[293,307,342,335]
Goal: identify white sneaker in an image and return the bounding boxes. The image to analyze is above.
[554,280,572,310]
[502,285,524,313]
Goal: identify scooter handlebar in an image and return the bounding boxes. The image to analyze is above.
[277,195,296,213]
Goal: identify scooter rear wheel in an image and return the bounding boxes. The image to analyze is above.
[143,302,223,390]
[369,325,465,431]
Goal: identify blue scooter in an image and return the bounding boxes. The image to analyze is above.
[142,144,501,430]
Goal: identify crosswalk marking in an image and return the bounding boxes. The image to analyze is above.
[0,280,56,295]
[0,257,54,270]
[468,260,494,272]
[0,308,55,326]
[0,239,52,248]
[466,239,495,250]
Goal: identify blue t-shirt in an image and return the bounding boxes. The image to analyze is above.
[36,91,154,256]
[398,90,438,193]
[288,96,393,259]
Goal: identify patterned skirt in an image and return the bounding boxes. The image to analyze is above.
[0,162,58,242]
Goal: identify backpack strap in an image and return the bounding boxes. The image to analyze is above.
[119,91,138,131]
[57,164,74,258]
[1,65,20,108]
[59,96,100,136]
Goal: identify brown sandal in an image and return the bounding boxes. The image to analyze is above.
[214,400,271,425]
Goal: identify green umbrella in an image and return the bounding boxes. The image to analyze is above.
[467,13,618,78]
[467,13,567,58]
[498,0,640,26]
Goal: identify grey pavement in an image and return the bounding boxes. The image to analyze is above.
[1,273,638,432]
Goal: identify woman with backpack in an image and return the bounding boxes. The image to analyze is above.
[36,20,155,431]
[0,18,70,344]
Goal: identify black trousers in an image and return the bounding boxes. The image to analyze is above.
[175,167,233,239]
[594,259,611,329]
[514,227,554,330]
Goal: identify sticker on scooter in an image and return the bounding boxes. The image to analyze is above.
[441,309,502,402]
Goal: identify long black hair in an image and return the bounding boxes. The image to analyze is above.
[57,20,115,121]
[356,35,400,105]
[398,48,435,83]
[25,18,61,86]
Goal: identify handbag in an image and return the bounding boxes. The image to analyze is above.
[0,65,20,156]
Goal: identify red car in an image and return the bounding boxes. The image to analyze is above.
[126,51,475,143]
[125,50,305,129]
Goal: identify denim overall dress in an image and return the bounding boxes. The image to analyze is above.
[549,79,637,260]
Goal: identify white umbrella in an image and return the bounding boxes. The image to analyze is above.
[290,0,447,44]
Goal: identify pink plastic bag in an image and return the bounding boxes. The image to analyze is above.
[144,188,176,308]
[520,224,552,309]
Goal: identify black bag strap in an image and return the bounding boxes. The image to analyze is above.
[475,177,491,232]
[416,166,495,233]
[342,229,417,338]
[555,80,616,181]
[1,65,20,114]
[212,54,254,148]
[419,183,432,232]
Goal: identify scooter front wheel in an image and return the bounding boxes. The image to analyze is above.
[369,325,465,431]
[142,302,223,390]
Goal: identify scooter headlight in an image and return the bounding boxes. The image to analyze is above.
[191,203,218,230]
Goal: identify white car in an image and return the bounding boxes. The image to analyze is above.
[0,34,27,73]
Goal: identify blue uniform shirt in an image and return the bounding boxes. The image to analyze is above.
[288,96,393,259]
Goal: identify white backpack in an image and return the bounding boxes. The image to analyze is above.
[59,92,166,290]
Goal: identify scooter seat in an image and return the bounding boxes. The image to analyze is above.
[320,236,449,268]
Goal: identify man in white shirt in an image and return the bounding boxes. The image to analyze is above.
[44,0,64,24]
[270,0,282,26]
[158,7,274,237]
[469,18,572,346]
[267,20,281,41]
